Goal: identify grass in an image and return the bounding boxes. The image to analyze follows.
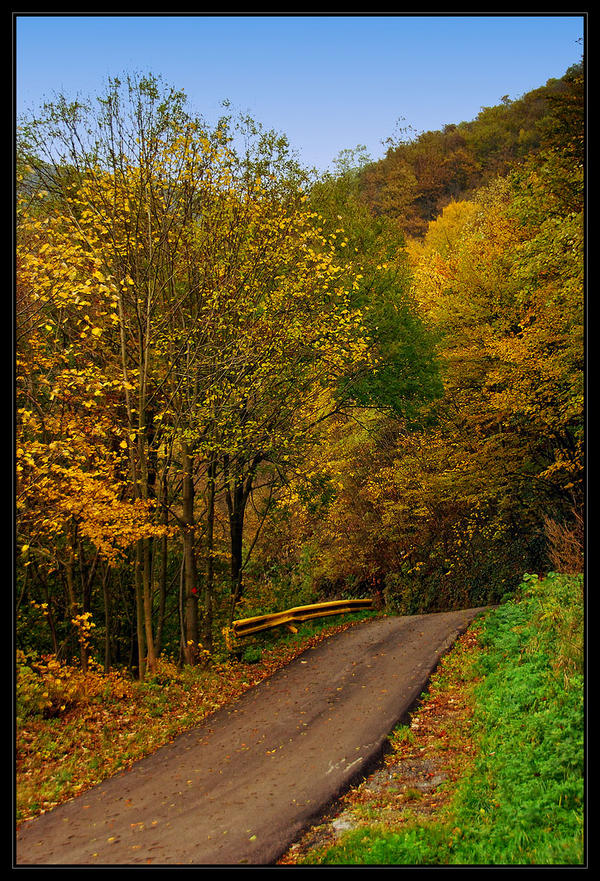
[289,572,584,866]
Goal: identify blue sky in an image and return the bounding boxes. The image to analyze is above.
[15,14,584,173]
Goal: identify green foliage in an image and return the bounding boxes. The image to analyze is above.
[309,159,442,417]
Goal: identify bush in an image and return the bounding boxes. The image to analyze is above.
[543,502,584,576]
[16,651,133,720]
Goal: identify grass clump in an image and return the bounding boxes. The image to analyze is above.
[307,572,584,866]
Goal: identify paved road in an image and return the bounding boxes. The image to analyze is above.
[16,608,489,866]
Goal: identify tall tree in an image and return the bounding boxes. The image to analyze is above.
[17,73,378,660]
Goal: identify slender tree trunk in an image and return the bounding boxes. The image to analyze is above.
[102,563,112,673]
[77,539,99,616]
[115,281,148,680]
[153,462,170,659]
[226,474,250,622]
[65,518,88,674]
[201,456,216,651]
[230,504,245,613]
[142,411,159,672]
[143,536,157,674]
[226,456,262,623]
[155,517,168,656]
[178,553,185,666]
[134,541,147,680]
[182,442,199,664]
[30,562,59,655]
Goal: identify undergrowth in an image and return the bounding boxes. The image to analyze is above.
[15,611,376,823]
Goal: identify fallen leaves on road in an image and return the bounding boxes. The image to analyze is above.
[16,618,365,825]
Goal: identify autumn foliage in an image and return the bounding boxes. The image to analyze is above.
[16,65,584,684]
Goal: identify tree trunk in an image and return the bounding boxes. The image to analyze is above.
[30,562,59,655]
[143,536,157,674]
[134,541,147,680]
[102,563,112,673]
[155,533,168,657]
[182,442,199,664]
[65,518,88,674]
[154,469,169,656]
[230,506,245,613]
[225,457,262,623]
[201,456,216,651]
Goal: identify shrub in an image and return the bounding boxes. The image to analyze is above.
[543,501,584,576]
[16,651,133,720]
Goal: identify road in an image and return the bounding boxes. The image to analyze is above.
[16,607,488,866]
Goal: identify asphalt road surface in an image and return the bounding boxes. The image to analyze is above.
[16,607,489,866]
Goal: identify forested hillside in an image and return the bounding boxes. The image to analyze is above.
[359,63,583,236]
[16,63,584,678]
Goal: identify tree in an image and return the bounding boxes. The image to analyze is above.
[283,74,584,612]
[16,182,166,670]
[249,154,446,605]
[406,163,583,594]
[17,73,378,663]
[309,152,442,418]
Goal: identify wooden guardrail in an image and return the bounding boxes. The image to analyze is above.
[232,598,374,639]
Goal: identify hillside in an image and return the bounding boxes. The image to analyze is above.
[356,62,583,237]
[16,60,583,720]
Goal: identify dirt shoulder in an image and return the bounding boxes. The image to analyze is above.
[277,626,481,865]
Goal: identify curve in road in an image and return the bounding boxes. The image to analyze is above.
[16,607,489,866]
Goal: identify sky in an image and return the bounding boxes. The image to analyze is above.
[15,13,585,173]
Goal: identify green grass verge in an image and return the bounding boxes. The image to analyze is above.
[307,573,585,866]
